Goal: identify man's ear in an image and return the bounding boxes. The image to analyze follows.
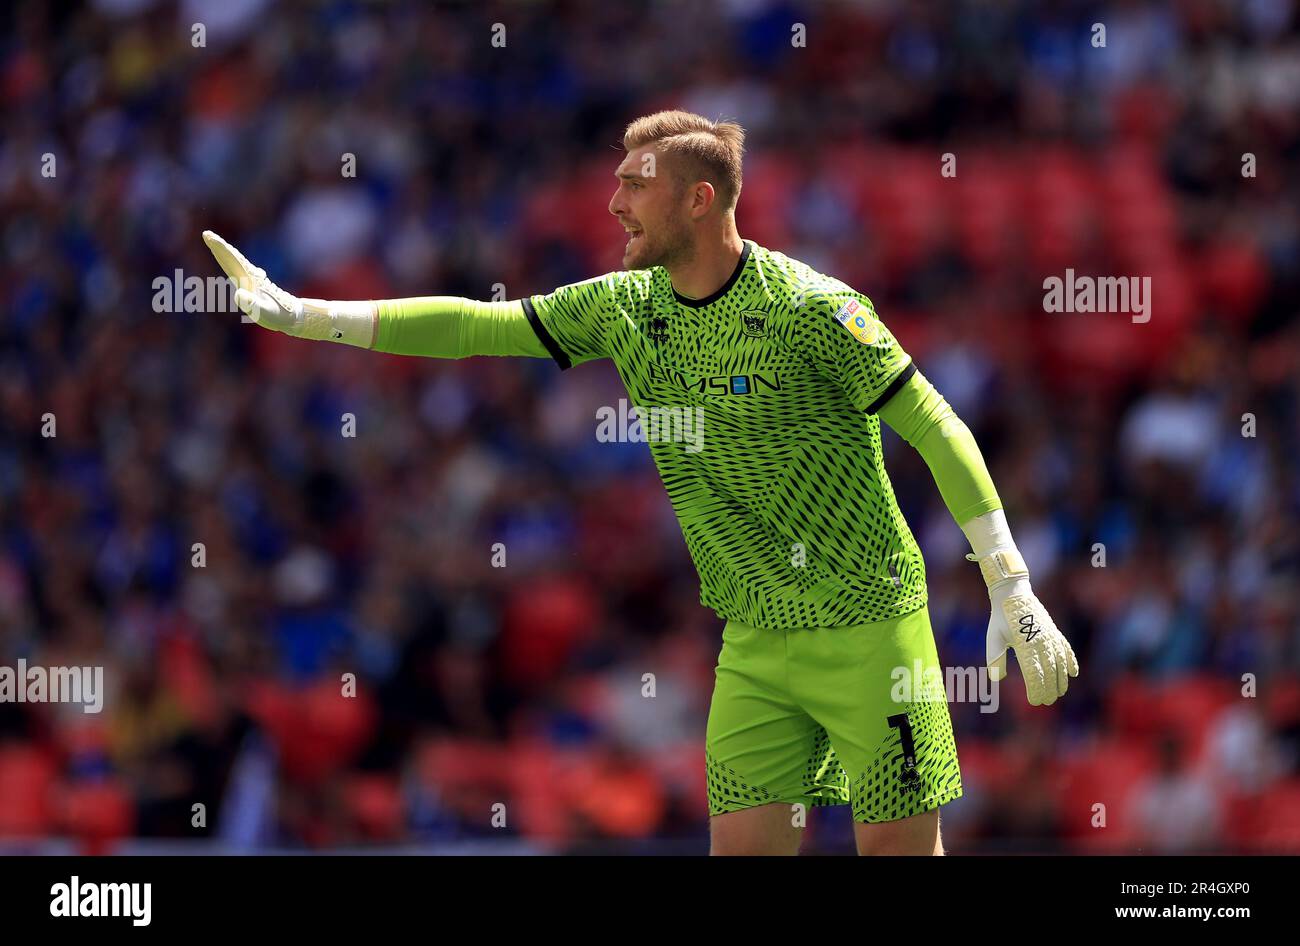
[691,181,717,218]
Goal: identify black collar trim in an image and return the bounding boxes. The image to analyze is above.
[671,241,752,308]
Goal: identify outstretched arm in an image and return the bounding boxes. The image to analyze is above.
[878,369,1080,706]
[202,230,548,358]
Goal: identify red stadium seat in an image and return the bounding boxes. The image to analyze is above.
[1266,679,1300,727]
[1108,675,1235,766]
[1053,739,1156,852]
[1105,674,1165,741]
[159,632,219,727]
[343,773,405,841]
[1196,239,1269,324]
[0,745,58,837]
[1154,676,1237,764]
[510,739,571,842]
[1242,781,1300,853]
[952,739,1018,795]
[59,780,135,855]
[561,750,666,839]
[499,576,600,691]
[244,679,378,785]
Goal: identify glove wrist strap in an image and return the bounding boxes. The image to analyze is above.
[297,298,378,348]
[965,547,1030,590]
[961,509,1032,590]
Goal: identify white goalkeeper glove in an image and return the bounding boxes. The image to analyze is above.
[202,230,376,348]
[962,511,1079,706]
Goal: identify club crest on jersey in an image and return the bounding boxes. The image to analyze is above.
[740,309,768,338]
[832,299,878,345]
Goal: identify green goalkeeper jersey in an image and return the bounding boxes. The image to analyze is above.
[523,240,925,629]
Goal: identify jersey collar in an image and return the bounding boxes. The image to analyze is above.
[671,240,752,308]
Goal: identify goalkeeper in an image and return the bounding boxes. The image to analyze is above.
[203,110,1078,856]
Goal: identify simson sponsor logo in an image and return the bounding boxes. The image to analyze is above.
[647,362,783,395]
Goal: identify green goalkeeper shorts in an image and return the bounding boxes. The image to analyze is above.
[705,605,962,823]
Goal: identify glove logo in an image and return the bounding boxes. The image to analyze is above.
[1017,612,1040,643]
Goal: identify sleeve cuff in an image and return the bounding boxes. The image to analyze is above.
[520,297,572,371]
[865,360,917,414]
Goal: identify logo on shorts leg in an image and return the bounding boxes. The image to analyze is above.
[898,757,922,794]
[888,713,923,794]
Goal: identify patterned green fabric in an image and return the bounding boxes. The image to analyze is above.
[706,607,962,822]
[526,241,924,628]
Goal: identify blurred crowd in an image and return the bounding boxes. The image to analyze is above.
[1,0,1298,854]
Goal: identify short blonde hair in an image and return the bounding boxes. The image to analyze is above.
[622,110,745,213]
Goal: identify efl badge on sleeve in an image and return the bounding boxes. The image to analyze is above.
[832,299,879,345]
